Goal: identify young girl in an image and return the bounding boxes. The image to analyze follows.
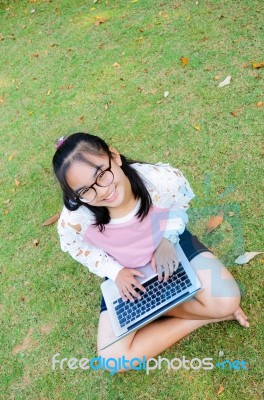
[52,132,249,373]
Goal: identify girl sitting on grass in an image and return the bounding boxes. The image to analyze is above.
[52,132,249,373]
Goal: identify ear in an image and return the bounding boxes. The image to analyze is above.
[109,146,122,166]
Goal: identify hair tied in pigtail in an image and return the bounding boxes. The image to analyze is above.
[55,136,67,149]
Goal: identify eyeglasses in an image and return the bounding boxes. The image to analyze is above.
[74,154,114,203]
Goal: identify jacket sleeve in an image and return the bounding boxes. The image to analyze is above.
[148,163,196,244]
[57,206,124,281]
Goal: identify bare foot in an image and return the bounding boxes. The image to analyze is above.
[233,306,250,328]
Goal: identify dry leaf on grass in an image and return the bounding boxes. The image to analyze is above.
[218,75,231,88]
[234,252,264,265]
[252,61,264,69]
[95,16,108,25]
[217,383,225,395]
[180,57,189,67]
[206,210,224,234]
[42,213,60,226]
[15,178,21,187]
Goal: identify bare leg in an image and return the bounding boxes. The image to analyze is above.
[97,310,240,373]
[163,251,249,326]
[97,252,249,373]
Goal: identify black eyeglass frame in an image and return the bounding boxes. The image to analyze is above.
[73,154,114,203]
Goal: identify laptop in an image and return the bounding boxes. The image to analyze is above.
[99,243,202,350]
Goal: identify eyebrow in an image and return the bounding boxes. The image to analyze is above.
[75,164,104,194]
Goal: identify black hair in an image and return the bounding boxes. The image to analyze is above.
[52,132,153,232]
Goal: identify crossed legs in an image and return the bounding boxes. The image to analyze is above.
[97,251,249,373]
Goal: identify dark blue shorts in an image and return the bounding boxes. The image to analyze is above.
[100,228,210,313]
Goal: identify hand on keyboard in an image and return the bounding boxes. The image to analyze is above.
[115,268,147,302]
[151,238,179,282]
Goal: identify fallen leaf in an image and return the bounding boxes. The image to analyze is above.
[15,178,20,187]
[3,199,11,204]
[4,209,10,215]
[194,124,201,131]
[206,210,224,234]
[214,75,221,81]
[256,101,263,107]
[95,16,108,25]
[104,103,109,110]
[136,37,143,43]
[234,252,264,265]
[218,75,231,88]
[252,61,264,69]
[228,211,235,217]
[31,53,39,57]
[112,62,120,67]
[42,213,60,226]
[217,383,225,395]
[180,57,189,67]
[33,239,39,246]
[164,91,169,97]
[8,151,16,161]
[80,115,84,123]
[47,90,51,95]
[230,111,237,117]
[0,96,4,103]
[218,350,224,357]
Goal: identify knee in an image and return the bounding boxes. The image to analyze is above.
[212,294,241,318]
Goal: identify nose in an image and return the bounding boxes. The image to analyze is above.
[95,185,112,201]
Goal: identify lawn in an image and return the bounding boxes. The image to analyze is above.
[0,0,263,399]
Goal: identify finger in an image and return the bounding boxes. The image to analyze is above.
[132,280,147,295]
[119,290,128,302]
[130,269,145,278]
[122,287,135,302]
[173,259,180,271]
[157,265,164,281]
[151,254,156,272]
[168,262,174,277]
[163,265,170,282]
[128,283,146,300]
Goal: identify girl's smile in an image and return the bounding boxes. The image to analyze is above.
[66,148,138,218]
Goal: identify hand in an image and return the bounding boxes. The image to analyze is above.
[115,268,147,302]
[151,238,179,282]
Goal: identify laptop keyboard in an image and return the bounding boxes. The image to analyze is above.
[113,264,192,328]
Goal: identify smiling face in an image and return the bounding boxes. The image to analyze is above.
[66,147,136,216]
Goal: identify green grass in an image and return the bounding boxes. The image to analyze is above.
[0,0,263,398]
